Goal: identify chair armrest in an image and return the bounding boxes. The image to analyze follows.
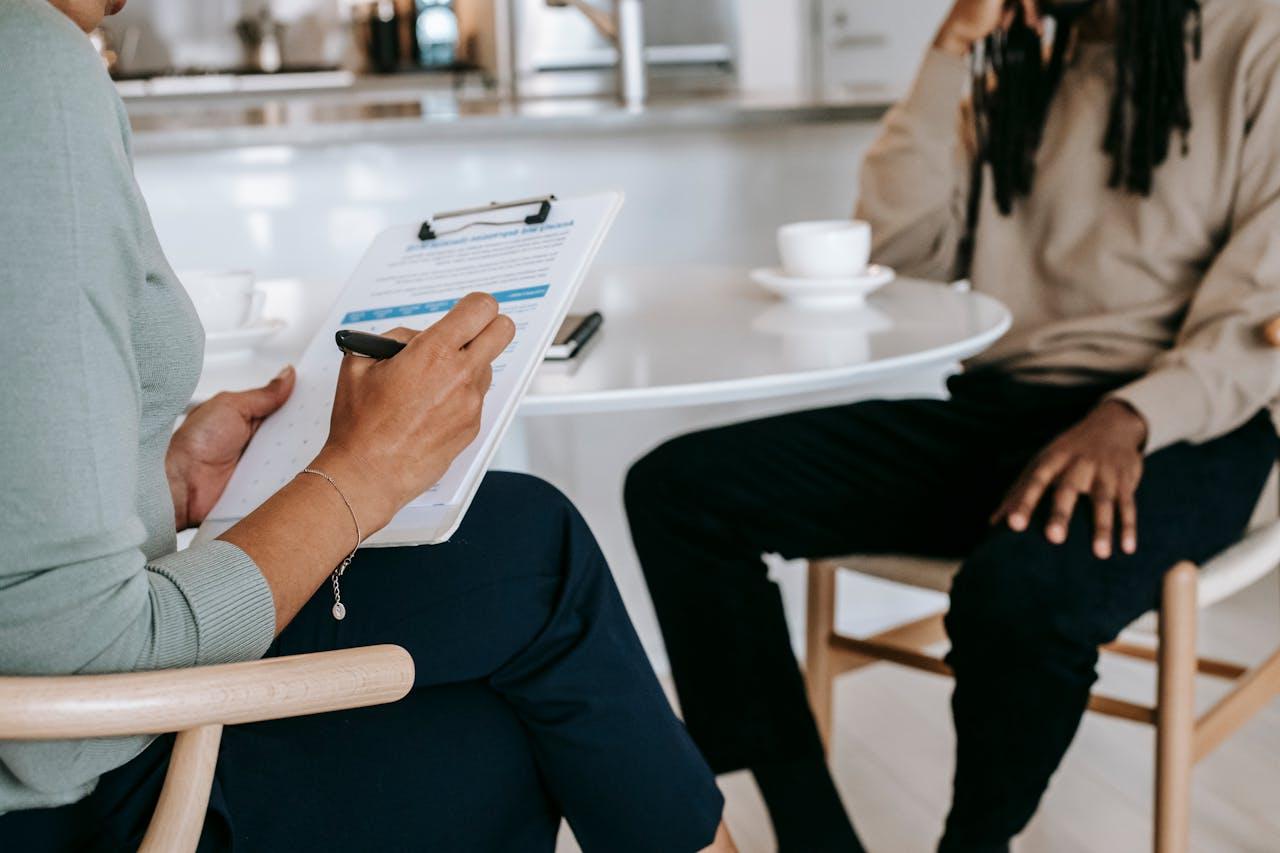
[0,645,414,740]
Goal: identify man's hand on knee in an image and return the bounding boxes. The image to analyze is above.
[991,400,1150,559]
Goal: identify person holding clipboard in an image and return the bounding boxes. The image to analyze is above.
[0,2,735,851]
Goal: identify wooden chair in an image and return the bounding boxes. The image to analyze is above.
[808,317,1280,852]
[805,515,1280,853]
[0,645,414,852]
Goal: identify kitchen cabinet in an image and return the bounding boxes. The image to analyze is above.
[815,0,953,98]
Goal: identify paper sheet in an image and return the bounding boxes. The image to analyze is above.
[198,191,623,546]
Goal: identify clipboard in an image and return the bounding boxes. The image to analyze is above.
[196,190,624,547]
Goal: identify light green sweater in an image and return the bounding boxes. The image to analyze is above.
[0,0,277,814]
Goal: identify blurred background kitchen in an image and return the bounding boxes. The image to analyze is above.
[105,0,947,278]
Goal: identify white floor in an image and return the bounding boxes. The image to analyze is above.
[557,570,1280,853]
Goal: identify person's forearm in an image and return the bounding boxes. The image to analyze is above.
[218,448,389,634]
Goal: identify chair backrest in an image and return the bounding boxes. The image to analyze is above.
[1199,516,1280,608]
[0,646,413,853]
[0,645,414,739]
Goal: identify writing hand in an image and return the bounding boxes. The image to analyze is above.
[310,293,517,535]
[166,367,296,530]
[992,399,1149,559]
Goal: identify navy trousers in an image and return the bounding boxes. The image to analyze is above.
[3,473,723,852]
[625,370,1277,852]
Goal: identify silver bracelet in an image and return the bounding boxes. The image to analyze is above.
[300,468,362,621]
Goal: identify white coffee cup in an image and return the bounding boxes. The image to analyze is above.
[181,270,265,334]
[777,220,872,279]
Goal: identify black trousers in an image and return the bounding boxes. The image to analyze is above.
[624,370,1277,851]
[3,473,723,853]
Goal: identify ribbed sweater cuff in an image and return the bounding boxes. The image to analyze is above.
[147,540,276,667]
[898,48,969,134]
[1109,366,1212,454]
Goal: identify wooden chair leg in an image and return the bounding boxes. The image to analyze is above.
[806,559,839,750]
[1155,562,1198,853]
[139,724,223,853]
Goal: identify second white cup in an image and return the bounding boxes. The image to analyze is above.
[181,270,264,334]
[777,220,872,279]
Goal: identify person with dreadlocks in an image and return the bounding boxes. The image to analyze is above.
[624,0,1280,849]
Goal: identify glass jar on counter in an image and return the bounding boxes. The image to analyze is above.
[414,0,459,68]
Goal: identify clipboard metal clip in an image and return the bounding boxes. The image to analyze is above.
[418,195,557,242]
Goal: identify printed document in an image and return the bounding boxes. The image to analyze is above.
[197,191,623,546]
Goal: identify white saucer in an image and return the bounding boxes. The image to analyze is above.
[749,264,895,308]
[205,318,285,357]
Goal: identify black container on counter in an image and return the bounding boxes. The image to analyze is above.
[365,0,400,74]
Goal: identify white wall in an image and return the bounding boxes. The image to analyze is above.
[136,121,877,280]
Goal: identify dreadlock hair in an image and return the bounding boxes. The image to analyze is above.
[975,0,1203,215]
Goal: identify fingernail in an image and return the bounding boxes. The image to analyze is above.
[1095,541,1111,560]
[275,365,294,380]
[1009,514,1025,531]
[1048,525,1064,543]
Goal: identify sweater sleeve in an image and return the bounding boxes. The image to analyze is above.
[1111,36,1280,453]
[0,2,275,800]
[854,48,974,282]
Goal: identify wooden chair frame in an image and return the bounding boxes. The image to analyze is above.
[0,645,415,852]
[805,559,1280,853]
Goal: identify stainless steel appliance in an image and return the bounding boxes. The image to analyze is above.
[813,0,951,98]
[504,0,736,99]
[544,0,646,107]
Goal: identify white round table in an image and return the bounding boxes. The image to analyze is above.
[524,265,1010,415]
[196,265,1011,412]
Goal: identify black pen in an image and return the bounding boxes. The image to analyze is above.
[335,329,406,359]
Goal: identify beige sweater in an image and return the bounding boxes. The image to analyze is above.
[856,0,1280,452]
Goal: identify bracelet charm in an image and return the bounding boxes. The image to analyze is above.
[300,468,363,621]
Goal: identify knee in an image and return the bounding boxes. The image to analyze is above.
[946,558,1043,654]
[472,471,586,551]
[945,533,1102,672]
[624,431,722,520]
[483,470,575,515]
[625,436,687,513]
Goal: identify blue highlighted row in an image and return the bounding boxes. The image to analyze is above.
[342,284,550,324]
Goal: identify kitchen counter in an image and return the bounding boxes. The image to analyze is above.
[126,86,897,155]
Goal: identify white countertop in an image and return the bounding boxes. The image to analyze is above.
[126,89,896,155]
